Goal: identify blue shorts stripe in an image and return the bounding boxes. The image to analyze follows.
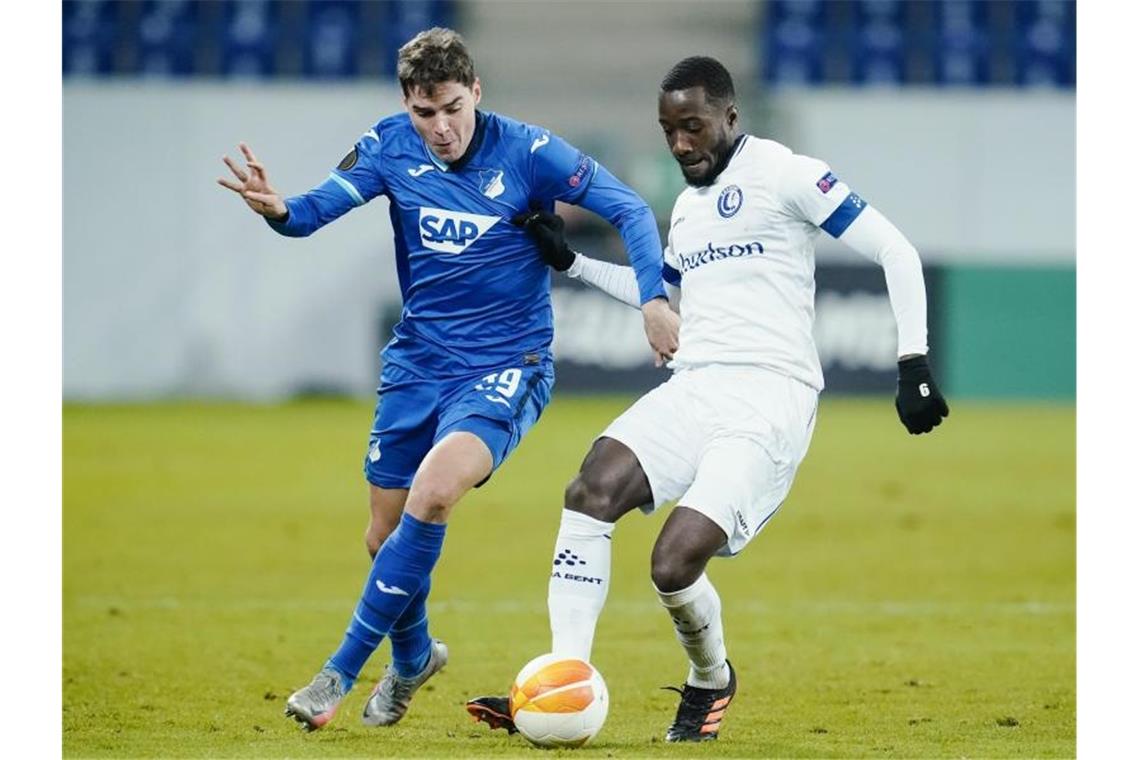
[820,192,867,238]
[511,370,543,421]
[663,263,682,286]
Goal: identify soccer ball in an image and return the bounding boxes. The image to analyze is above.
[509,653,609,748]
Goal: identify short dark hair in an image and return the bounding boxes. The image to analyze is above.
[660,56,735,105]
[397,27,476,97]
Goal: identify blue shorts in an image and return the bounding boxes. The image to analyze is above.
[363,357,555,489]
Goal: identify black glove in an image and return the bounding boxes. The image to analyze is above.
[895,355,950,434]
[511,209,576,272]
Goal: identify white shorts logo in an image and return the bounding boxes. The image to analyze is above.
[418,207,500,254]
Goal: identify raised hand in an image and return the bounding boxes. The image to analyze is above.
[217,143,287,219]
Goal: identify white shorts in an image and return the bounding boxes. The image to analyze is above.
[601,365,818,556]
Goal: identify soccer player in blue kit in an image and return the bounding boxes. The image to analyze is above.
[217,27,678,732]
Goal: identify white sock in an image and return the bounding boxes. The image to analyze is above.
[655,573,730,689]
[547,509,613,660]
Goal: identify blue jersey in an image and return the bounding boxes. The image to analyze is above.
[268,110,666,376]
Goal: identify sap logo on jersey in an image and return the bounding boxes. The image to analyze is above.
[419,207,500,253]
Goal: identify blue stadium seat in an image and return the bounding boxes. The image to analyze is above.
[763,0,826,85]
[135,0,199,78]
[933,0,990,86]
[1014,0,1076,87]
[303,1,361,79]
[760,0,1074,89]
[220,0,279,79]
[852,0,906,86]
[63,0,121,76]
[62,0,457,80]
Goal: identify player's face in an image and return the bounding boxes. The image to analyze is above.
[404,79,483,163]
[658,87,738,187]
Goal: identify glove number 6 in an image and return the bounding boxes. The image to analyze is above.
[919,382,931,398]
[476,368,522,407]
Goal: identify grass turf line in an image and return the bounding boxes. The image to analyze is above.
[63,396,1074,757]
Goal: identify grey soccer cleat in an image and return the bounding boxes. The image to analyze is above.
[362,639,449,726]
[284,667,349,732]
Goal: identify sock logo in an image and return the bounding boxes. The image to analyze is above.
[551,571,604,585]
[671,616,712,636]
[375,580,410,596]
[553,549,585,568]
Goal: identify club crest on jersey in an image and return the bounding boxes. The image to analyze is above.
[418,207,500,254]
[478,169,506,199]
[816,171,838,194]
[717,185,743,218]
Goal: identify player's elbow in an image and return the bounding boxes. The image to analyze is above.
[878,235,922,274]
[601,196,653,232]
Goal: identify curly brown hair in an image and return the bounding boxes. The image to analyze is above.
[396,27,476,97]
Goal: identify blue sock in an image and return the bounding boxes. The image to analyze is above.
[327,513,446,686]
[390,578,433,678]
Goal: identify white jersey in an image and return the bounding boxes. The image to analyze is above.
[664,136,867,391]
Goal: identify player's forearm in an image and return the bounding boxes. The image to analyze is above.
[567,253,643,309]
[838,206,929,357]
[266,176,361,238]
[577,167,667,305]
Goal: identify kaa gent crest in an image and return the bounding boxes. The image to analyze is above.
[419,207,500,254]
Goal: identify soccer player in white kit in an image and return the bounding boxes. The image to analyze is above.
[467,56,949,742]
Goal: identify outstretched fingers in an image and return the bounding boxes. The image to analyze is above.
[239,142,259,166]
[217,176,245,193]
[246,160,268,183]
[223,154,248,183]
[243,190,277,205]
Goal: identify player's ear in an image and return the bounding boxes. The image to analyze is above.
[471,77,482,106]
[725,103,739,129]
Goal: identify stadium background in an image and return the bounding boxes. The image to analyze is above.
[62,1,1076,757]
[63,0,1074,401]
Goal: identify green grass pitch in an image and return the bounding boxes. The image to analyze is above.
[63,395,1074,758]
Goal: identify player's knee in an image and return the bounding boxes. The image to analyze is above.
[650,557,698,594]
[364,515,399,558]
[405,479,464,523]
[564,474,622,523]
[364,533,381,559]
[650,542,703,593]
